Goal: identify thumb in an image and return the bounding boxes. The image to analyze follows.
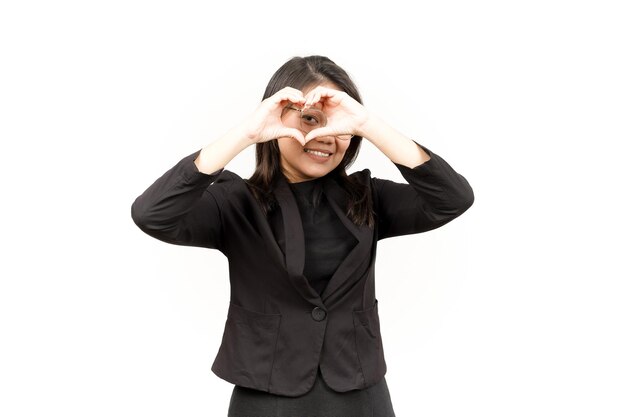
[304,127,336,143]
[278,128,305,146]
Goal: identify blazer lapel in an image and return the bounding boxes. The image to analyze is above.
[273,175,325,308]
[273,173,373,307]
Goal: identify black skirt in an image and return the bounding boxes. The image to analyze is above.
[227,367,396,417]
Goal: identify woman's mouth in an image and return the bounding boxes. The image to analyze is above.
[305,149,331,157]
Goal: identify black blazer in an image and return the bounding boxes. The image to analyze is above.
[131,140,474,396]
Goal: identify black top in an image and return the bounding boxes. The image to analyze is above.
[288,178,357,296]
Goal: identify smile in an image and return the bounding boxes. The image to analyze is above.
[304,149,331,157]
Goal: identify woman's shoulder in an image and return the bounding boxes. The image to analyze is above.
[348,168,372,178]
[346,168,373,185]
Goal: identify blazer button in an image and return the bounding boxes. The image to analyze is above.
[311,307,327,321]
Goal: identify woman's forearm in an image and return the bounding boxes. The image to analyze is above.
[357,114,431,168]
[194,126,256,174]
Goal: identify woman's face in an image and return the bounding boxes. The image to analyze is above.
[277,83,352,183]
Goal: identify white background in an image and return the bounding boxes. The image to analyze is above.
[1,0,625,416]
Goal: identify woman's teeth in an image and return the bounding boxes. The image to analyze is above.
[305,149,330,157]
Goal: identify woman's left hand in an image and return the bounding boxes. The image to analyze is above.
[302,86,370,143]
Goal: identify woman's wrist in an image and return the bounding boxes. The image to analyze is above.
[354,112,383,140]
[356,114,430,168]
[194,126,256,175]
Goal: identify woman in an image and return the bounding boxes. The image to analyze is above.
[131,55,474,417]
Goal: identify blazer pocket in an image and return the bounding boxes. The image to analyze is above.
[353,299,387,384]
[213,302,282,390]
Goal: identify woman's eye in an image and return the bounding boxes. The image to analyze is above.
[301,115,320,126]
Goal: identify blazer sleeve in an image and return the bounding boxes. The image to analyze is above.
[130,149,229,253]
[373,140,474,240]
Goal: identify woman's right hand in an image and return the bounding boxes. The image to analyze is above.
[240,87,307,146]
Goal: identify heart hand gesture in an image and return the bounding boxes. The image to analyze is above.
[300,86,370,144]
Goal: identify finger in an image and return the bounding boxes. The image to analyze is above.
[305,86,341,107]
[306,91,322,108]
[274,94,306,106]
[304,87,331,107]
[282,96,306,107]
[305,85,336,98]
[279,128,305,146]
[278,86,305,99]
[303,90,317,108]
[271,89,306,106]
[320,90,346,107]
[304,127,336,143]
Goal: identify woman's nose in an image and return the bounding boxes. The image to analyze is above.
[312,136,333,144]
